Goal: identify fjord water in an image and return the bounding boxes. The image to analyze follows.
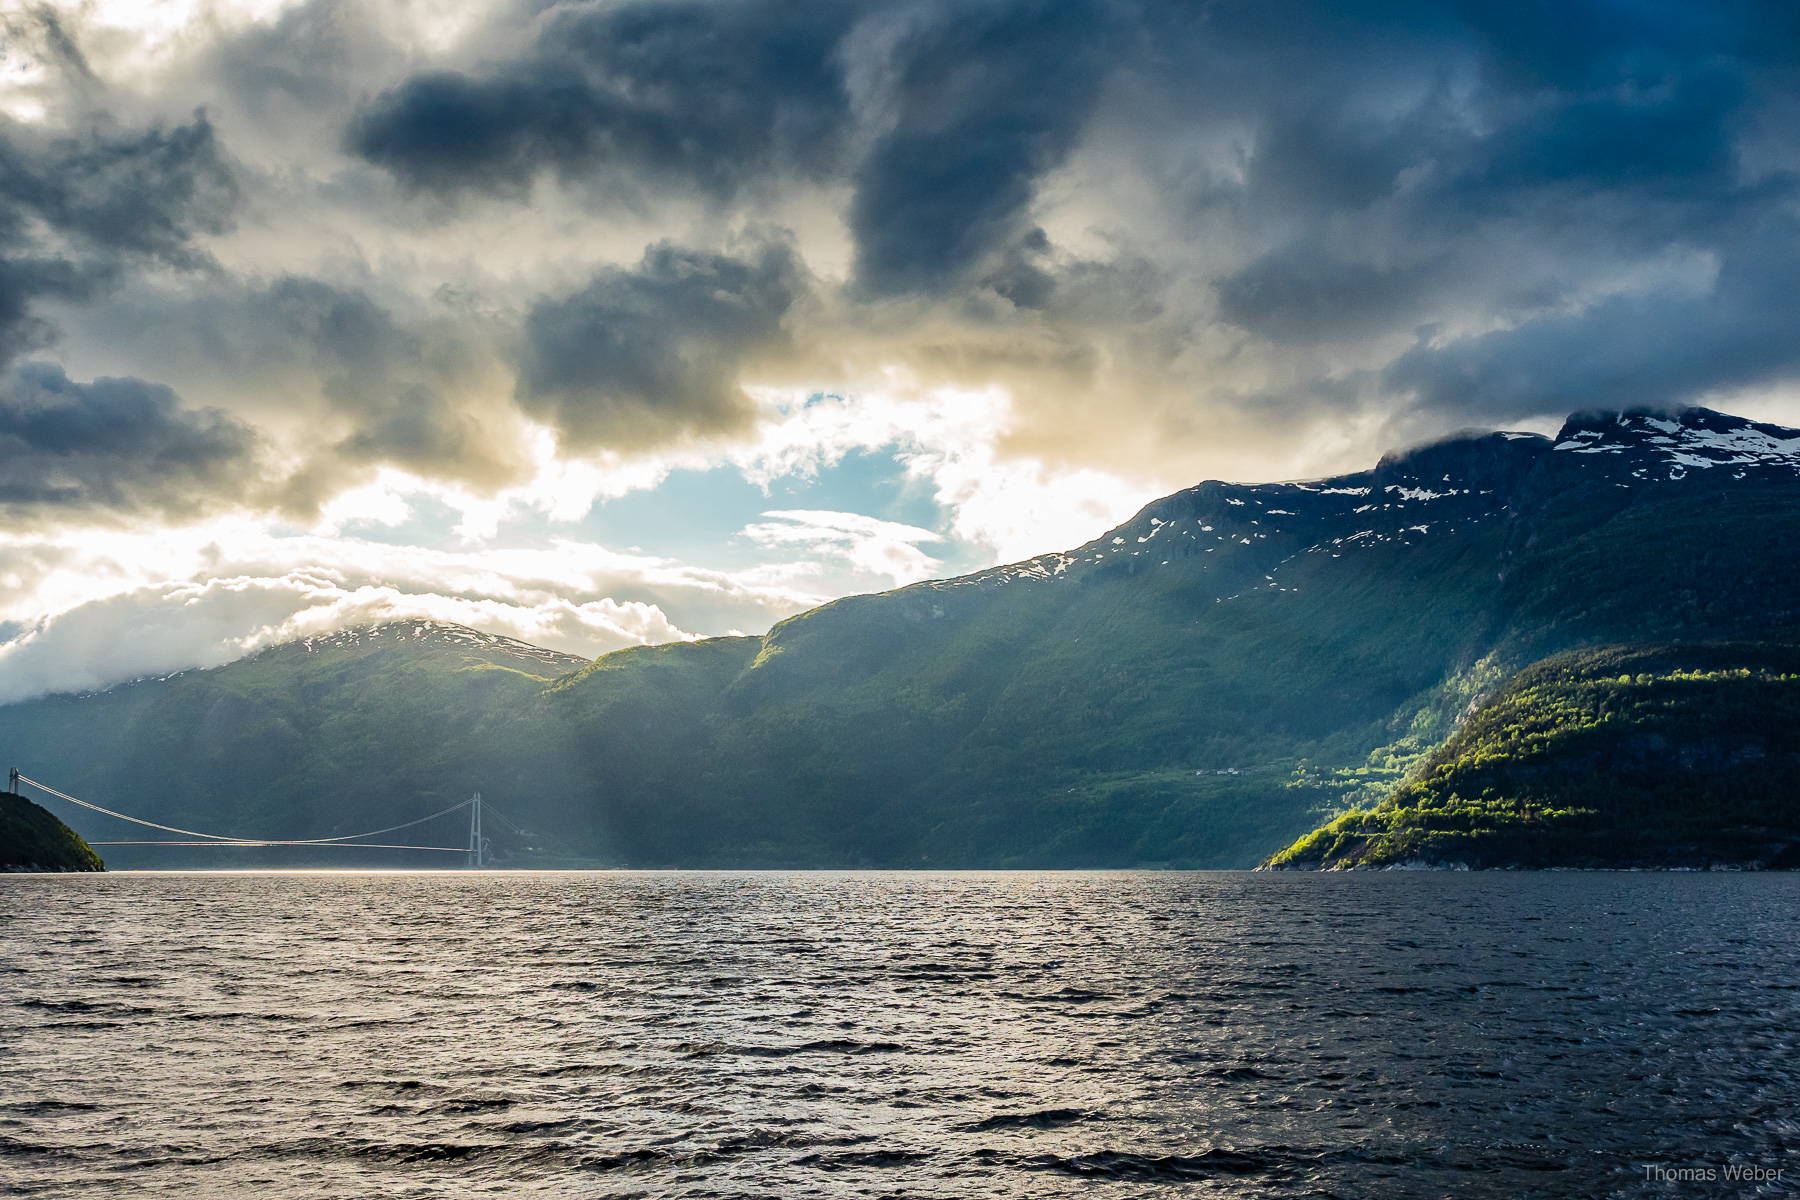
[3,873,1795,1197]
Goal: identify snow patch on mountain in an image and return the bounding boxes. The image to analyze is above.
[1554,410,1800,474]
[294,619,589,671]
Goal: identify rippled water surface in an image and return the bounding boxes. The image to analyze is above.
[3,871,1797,1197]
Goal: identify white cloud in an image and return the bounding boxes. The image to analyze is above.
[0,518,824,618]
[741,509,944,586]
[0,514,848,702]
[313,431,691,541]
[0,572,697,705]
[733,383,1159,563]
[304,383,1160,573]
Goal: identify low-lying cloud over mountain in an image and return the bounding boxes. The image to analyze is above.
[2,0,1799,700]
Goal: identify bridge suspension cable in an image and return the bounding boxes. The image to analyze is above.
[12,773,493,852]
[85,840,469,850]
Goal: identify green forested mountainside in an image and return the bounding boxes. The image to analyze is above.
[0,793,104,872]
[1268,646,1800,870]
[8,407,1800,869]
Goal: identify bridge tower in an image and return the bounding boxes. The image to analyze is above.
[468,792,483,868]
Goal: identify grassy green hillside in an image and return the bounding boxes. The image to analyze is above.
[539,516,1516,866]
[0,793,104,872]
[1266,645,1800,870]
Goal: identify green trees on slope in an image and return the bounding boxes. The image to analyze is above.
[1268,645,1800,869]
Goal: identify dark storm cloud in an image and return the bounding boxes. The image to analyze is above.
[234,277,492,473]
[348,0,1118,296]
[1159,0,1800,423]
[25,0,1800,482]
[0,111,237,363]
[1215,246,1443,345]
[1384,217,1800,419]
[0,362,259,518]
[0,51,252,519]
[519,238,804,449]
[1208,13,1772,335]
[81,274,510,486]
[847,0,1120,295]
[347,0,862,200]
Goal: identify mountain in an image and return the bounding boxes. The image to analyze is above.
[0,792,105,872]
[8,406,1800,869]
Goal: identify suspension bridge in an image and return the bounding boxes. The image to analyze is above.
[8,769,518,867]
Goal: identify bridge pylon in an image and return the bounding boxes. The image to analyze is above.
[468,792,483,868]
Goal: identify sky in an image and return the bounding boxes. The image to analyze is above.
[1,0,1799,701]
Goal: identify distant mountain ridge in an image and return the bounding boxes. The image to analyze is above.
[8,405,1800,869]
[274,619,589,673]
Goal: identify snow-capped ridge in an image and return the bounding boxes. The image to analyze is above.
[886,405,1793,602]
[278,619,588,671]
[1553,408,1800,476]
